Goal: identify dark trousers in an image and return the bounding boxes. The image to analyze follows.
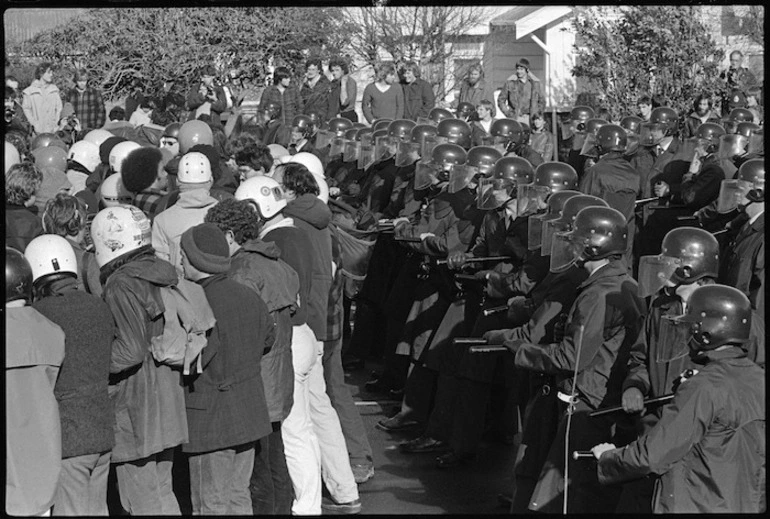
[250,422,293,515]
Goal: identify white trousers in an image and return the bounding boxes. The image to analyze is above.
[281,324,358,515]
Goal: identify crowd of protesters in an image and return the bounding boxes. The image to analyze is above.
[4,50,765,516]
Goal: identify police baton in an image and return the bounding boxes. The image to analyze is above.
[572,451,595,460]
[436,256,510,266]
[454,274,485,283]
[634,196,659,206]
[589,394,674,418]
[452,337,507,353]
[483,305,508,316]
[394,236,423,243]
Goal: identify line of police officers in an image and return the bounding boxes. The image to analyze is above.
[299,103,764,514]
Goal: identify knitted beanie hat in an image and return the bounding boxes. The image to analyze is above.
[180,223,231,274]
[99,136,127,165]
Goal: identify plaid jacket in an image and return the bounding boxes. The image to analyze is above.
[67,87,106,131]
[132,190,174,224]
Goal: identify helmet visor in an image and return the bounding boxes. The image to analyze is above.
[447,164,479,194]
[657,315,692,362]
[716,179,752,213]
[330,136,346,158]
[541,219,570,257]
[477,177,514,210]
[396,141,422,167]
[527,212,550,251]
[716,135,748,160]
[637,255,681,298]
[421,134,444,159]
[343,140,360,163]
[414,159,441,190]
[549,231,583,273]
[639,123,665,147]
[358,143,376,170]
[316,129,335,150]
[518,184,551,217]
[579,132,599,157]
[747,132,764,155]
[624,133,640,155]
[671,138,700,163]
[375,134,394,161]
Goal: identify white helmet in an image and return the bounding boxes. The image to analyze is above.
[100,174,133,207]
[234,176,287,220]
[83,129,114,148]
[24,234,78,285]
[5,141,20,174]
[68,140,101,173]
[109,141,142,174]
[178,152,213,183]
[90,205,152,267]
[268,143,290,159]
[287,152,329,203]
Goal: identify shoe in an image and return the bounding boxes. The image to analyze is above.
[375,413,420,432]
[435,451,475,469]
[342,356,365,371]
[400,435,449,454]
[351,463,374,484]
[321,496,362,515]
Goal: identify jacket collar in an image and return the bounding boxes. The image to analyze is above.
[578,259,628,289]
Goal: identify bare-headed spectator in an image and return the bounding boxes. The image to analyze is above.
[683,93,722,138]
[328,57,358,122]
[231,137,274,181]
[401,62,435,122]
[6,162,44,251]
[108,106,126,122]
[259,66,303,127]
[456,64,496,117]
[300,58,331,119]
[22,61,62,134]
[66,68,106,133]
[362,62,404,123]
[41,193,102,295]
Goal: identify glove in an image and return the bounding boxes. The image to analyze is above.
[419,232,436,241]
[621,387,645,414]
[591,443,617,460]
[553,314,569,342]
[506,296,531,325]
[485,271,511,299]
[482,329,508,345]
[329,186,341,197]
[653,181,670,198]
[447,252,470,270]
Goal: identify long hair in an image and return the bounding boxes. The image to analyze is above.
[374,63,396,83]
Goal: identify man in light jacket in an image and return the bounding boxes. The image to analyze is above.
[22,62,63,134]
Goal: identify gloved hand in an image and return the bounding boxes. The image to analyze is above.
[447,251,470,270]
[506,296,531,324]
[482,330,508,346]
[591,443,617,460]
[485,271,511,299]
[553,314,569,342]
[653,181,670,198]
[329,186,341,197]
[621,387,645,414]
[419,232,436,241]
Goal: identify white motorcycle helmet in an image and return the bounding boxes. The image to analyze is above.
[178,152,213,184]
[5,141,20,174]
[100,173,133,207]
[24,234,78,288]
[90,205,152,267]
[287,152,329,203]
[109,141,142,174]
[234,176,287,220]
[69,140,101,173]
[83,129,114,148]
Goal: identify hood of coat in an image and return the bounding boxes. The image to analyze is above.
[104,248,179,287]
[283,192,332,230]
[239,238,282,260]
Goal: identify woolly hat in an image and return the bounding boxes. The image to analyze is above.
[516,58,530,71]
[121,146,163,193]
[99,136,127,165]
[180,223,231,274]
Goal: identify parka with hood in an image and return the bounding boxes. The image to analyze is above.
[229,238,301,423]
[101,249,188,462]
[283,193,333,341]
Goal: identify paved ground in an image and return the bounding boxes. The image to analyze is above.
[344,360,518,515]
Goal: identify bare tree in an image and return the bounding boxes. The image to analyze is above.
[342,6,491,103]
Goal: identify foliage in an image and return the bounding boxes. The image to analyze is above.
[6,7,351,102]
[342,6,490,103]
[571,6,725,118]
